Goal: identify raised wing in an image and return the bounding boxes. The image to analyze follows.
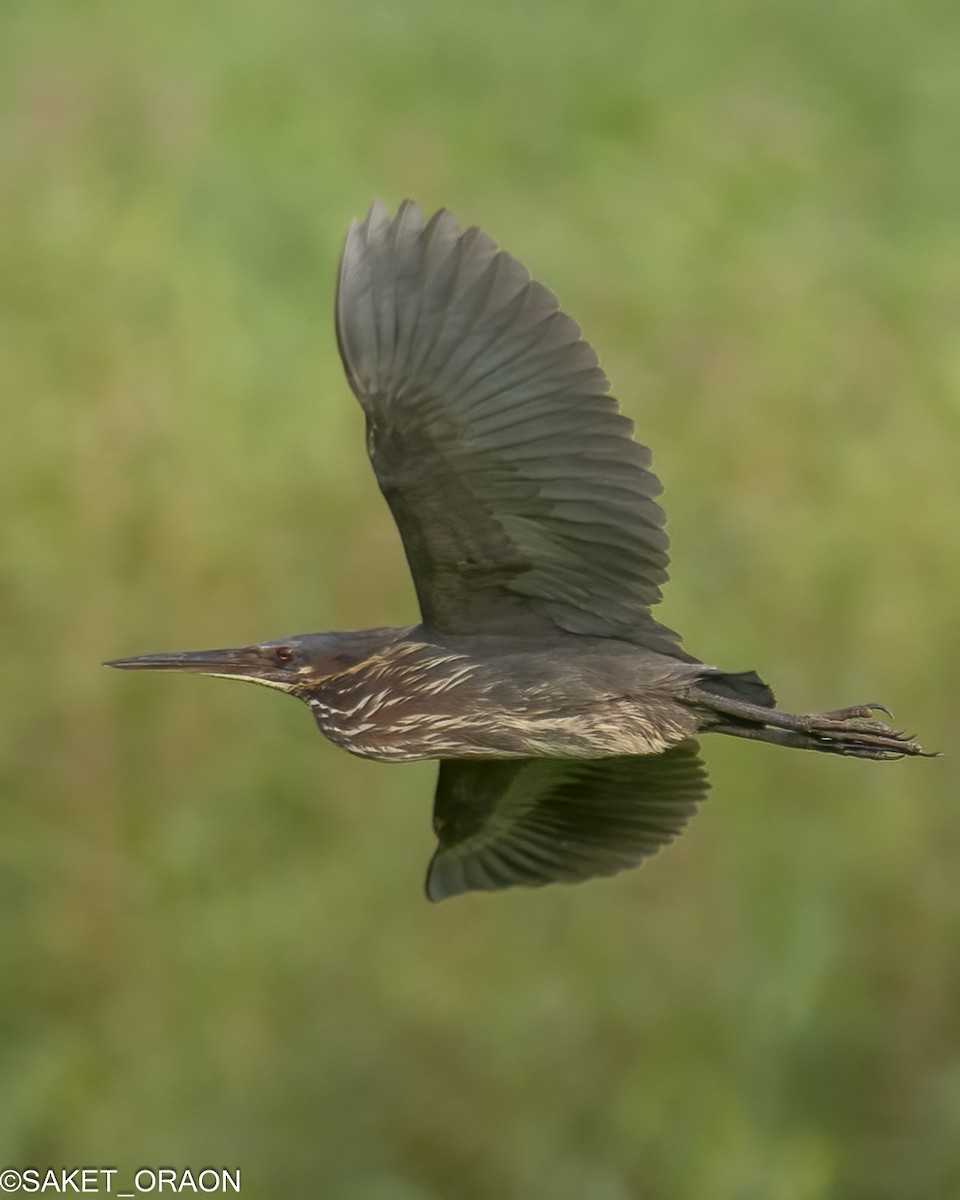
[336,200,688,656]
[426,742,708,901]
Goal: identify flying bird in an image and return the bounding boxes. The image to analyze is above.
[107,200,929,901]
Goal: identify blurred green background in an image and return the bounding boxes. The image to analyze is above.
[2,0,959,1196]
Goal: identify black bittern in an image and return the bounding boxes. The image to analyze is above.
[108,200,930,901]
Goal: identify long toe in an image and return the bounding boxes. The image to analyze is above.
[820,703,893,721]
[804,710,926,759]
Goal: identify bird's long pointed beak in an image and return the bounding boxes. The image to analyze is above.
[103,646,293,689]
[105,647,254,673]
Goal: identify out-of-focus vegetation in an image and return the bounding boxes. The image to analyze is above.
[2,0,959,1196]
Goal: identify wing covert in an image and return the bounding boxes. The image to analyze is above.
[336,199,687,655]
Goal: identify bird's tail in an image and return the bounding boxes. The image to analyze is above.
[687,681,931,761]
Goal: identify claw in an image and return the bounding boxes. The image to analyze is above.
[820,703,893,722]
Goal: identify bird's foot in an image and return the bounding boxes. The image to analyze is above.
[800,704,931,761]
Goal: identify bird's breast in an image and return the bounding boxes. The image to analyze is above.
[306,644,696,762]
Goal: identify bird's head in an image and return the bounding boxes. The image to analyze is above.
[105,632,381,696]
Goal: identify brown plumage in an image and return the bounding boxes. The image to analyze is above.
[107,201,931,902]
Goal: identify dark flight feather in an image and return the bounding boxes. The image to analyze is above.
[336,199,690,657]
[426,741,708,901]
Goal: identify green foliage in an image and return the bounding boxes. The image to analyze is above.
[2,0,958,1195]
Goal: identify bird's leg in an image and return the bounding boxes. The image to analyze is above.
[709,723,838,753]
[689,689,931,761]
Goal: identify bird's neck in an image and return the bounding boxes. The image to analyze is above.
[306,635,478,761]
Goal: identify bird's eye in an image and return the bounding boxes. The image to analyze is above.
[274,646,294,666]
